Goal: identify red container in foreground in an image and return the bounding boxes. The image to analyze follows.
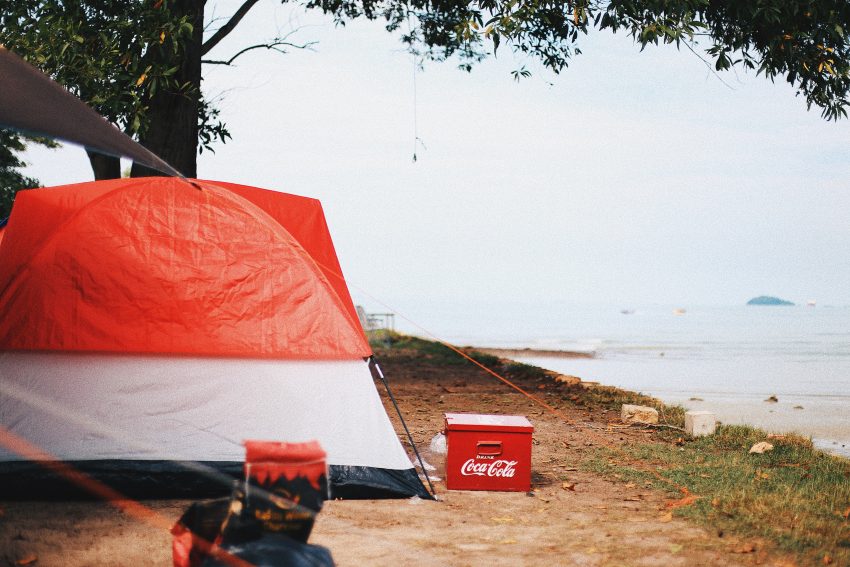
[243,440,328,542]
[444,413,534,492]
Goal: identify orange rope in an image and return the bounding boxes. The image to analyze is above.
[340,282,690,496]
[340,281,576,423]
[0,426,253,567]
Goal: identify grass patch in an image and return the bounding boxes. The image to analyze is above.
[368,330,468,365]
[371,331,685,424]
[370,331,549,373]
[580,384,686,427]
[584,424,850,564]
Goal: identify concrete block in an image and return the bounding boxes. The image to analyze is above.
[685,410,716,437]
[621,404,659,424]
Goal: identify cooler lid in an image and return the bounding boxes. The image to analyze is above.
[444,413,533,433]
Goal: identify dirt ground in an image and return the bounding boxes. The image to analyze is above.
[0,351,800,566]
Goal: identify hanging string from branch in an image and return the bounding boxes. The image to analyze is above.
[409,16,426,162]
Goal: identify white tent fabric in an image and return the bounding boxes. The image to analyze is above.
[0,354,411,470]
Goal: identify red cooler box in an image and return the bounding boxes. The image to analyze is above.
[444,413,533,492]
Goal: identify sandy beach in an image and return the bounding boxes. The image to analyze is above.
[0,346,809,567]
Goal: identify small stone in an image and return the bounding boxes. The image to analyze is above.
[765,395,779,403]
[621,404,659,424]
[748,442,774,454]
[555,374,582,386]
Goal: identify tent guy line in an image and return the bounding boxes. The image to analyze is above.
[0,423,254,567]
[344,280,576,424]
[0,373,239,489]
[343,284,699,496]
[0,369,339,533]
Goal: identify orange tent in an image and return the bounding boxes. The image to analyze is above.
[0,178,427,499]
[0,177,368,358]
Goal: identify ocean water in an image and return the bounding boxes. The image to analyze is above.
[395,302,850,456]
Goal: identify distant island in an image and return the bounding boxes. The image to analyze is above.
[747,296,795,306]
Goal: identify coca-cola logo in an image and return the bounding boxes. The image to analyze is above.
[460,459,518,478]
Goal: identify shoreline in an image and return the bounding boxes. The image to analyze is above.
[471,346,594,359]
[503,350,850,459]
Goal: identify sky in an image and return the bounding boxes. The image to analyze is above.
[22,1,850,324]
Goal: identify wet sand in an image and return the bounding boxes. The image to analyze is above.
[512,354,850,459]
[662,393,850,458]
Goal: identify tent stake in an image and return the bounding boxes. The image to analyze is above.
[369,357,437,499]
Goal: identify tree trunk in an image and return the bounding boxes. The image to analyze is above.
[86,150,121,180]
[131,0,204,178]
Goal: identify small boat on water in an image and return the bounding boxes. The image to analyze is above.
[807,299,817,307]
[673,308,686,316]
[620,309,635,315]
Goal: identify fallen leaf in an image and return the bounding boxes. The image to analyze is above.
[665,493,701,510]
[732,543,757,554]
[624,496,643,502]
[659,512,673,523]
[841,507,850,520]
[593,505,607,510]
[561,482,576,491]
[755,470,771,480]
[624,482,637,489]
[499,539,517,545]
[669,543,683,554]
[15,555,37,566]
[823,555,833,565]
[490,516,514,524]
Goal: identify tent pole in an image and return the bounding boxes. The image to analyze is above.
[369,356,437,499]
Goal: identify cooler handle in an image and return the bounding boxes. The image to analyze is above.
[476,441,503,456]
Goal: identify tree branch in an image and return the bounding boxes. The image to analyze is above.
[202,38,318,66]
[201,0,262,56]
